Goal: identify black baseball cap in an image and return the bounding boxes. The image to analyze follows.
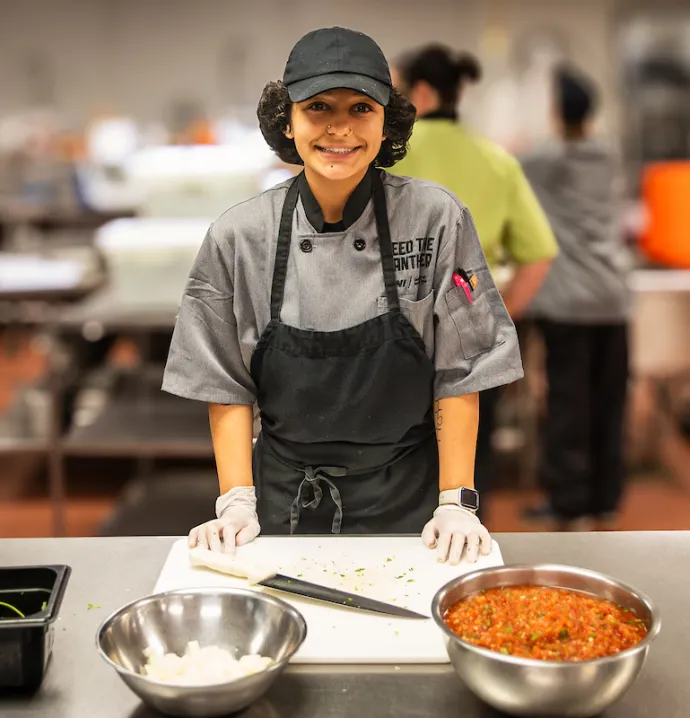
[283,27,392,106]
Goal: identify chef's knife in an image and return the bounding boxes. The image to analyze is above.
[188,547,429,619]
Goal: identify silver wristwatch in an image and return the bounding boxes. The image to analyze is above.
[439,487,480,512]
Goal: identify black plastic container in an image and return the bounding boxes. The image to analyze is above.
[0,565,71,691]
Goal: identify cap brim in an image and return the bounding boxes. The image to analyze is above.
[287,73,390,106]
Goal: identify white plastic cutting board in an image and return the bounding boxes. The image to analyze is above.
[153,537,503,664]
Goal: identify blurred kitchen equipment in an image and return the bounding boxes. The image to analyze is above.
[94,217,210,308]
[128,140,275,218]
[629,269,690,377]
[96,587,306,718]
[0,248,103,301]
[73,117,143,214]
[432,563,661,717]
[619,13,690,191]
[640,162,690,268]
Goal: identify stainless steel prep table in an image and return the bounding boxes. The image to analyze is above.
[0,532,685,718]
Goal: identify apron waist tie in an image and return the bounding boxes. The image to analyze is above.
[290,465,347,535]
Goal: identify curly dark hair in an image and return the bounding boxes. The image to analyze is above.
[256,81,416,168]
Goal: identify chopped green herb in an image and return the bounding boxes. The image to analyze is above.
[394,630,399,637]
[297,574,303,578]
[394,574,406,580]
[347,598,353,602]
[41,601,47,611]
[354,568,365,573]
[530,632,541,641]
[502,626,513,633]
[87,603,102,610]
[559,628,569,640]
[499,648,509,655]
[407,579,414,583]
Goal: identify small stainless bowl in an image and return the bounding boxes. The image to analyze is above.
[432,564,661,718]
[96,587,307,717]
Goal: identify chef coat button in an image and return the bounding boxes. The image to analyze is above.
[300,239,313,253]
[354,238,366,251]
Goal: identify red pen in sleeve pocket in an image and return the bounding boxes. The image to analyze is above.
[452,272,473,304]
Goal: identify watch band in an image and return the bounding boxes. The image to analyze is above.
[439,487,480,512]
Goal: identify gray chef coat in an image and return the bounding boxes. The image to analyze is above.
[520,138,632,324]
[162,170,523,405]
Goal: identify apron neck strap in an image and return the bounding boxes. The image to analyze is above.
[372,170,400,312]
[270,169,399,322]
[270,177,300,321]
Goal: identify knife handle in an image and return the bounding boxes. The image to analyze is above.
[188,547,277,584]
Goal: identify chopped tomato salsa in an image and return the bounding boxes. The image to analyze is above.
[443,585,648,661]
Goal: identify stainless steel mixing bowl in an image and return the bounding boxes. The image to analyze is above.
[431,564,661,718]
[96,587,307,717]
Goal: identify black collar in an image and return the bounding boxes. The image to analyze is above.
[298,166,374,233]
[422,108,459,121]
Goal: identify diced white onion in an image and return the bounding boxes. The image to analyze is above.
[142,641,272,685]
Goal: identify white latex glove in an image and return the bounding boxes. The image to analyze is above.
[188,486,261,554]
[421,505,492,565]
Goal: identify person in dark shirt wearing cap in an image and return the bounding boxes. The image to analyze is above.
[163,27,524,563]
[520,64,632,530]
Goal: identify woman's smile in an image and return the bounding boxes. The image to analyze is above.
[314,145,362,159]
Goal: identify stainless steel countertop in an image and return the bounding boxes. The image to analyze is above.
[0,532,687,717]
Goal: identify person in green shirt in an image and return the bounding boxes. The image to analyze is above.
[391,45,558,522]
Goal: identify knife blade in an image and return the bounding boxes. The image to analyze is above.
[188,547,429,619]
[259,573,428,619]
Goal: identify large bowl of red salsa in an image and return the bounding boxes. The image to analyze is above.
[431,564,660,717]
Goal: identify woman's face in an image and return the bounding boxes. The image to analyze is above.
[287,88,386,182]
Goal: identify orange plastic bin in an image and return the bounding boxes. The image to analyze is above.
[641,161,690,268]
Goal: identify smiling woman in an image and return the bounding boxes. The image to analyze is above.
[289,90,385,177]
[162,27,524,563]
[258,84,413,223]
[257,82,414,170]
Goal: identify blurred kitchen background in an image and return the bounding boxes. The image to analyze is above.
[1,0,690,538]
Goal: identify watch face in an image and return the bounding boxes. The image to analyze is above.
[460,487,480,511]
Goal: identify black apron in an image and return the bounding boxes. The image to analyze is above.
[250,170,438,535]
